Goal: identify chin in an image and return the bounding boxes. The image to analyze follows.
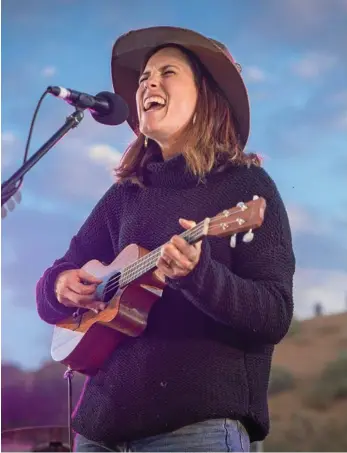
[141,122,163,139]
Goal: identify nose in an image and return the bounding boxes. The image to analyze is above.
[144,73,159,89]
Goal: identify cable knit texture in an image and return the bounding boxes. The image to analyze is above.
[36,153,295,446]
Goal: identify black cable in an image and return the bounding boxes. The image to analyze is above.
[2,89,49,199]
[21,90,49,183]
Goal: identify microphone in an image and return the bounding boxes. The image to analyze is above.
[47,86,129,126]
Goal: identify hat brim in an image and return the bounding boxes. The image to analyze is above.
[111,26,250,149]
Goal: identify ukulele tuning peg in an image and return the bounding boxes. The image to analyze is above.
[230,233,237,248]
[243,229,254,243]
[236,201,247,211]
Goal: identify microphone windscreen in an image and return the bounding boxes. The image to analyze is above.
[92,91,129,126]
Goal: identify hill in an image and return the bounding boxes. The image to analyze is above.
[265,312,347,452]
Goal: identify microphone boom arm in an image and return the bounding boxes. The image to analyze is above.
[1,108,84,207]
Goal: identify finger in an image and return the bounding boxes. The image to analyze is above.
[156,257,174,277]
[170,235,197,263]
[159,246,184,269]
[60,288,97,307]
[78,268,103,284]
[179,218,196,229]
[60,292,106,313]
[156,257,187,278]
[69,279,98,296]
[161,243,193,270]
[178,218,202,252]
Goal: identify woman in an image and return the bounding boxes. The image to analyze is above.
[36,26,295,452]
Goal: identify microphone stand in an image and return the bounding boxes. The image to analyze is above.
[1,108,84,207]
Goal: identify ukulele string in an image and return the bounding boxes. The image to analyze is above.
[116,205,246,288]
[102,210,250,298]
[101,208,250,298]
[115,205,249,287]
[101,223,206,299]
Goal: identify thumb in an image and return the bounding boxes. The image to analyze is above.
[179,218,197,230]
[78,268,103,284]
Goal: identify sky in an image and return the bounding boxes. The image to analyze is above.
[1,0,347,371]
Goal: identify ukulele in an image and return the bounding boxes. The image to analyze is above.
[51,195,266,375]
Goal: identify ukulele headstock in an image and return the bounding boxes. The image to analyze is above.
[207,195,266,247]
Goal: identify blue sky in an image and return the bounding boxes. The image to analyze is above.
[2,0,347,370]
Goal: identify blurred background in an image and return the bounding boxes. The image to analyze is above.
[1,0,347,451]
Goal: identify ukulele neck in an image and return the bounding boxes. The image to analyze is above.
[119,220,208,287]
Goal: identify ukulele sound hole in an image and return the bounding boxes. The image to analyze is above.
[101,272,121,303]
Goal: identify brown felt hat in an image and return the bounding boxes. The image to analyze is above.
[111,26,250,149]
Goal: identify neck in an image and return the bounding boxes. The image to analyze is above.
[161,148,181,161]
[154,135,183,161]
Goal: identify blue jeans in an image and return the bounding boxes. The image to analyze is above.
[74,418,250,452]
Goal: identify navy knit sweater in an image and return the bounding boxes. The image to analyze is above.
[36,153,295,445]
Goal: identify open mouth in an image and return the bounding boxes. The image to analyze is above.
[144,96,166,112]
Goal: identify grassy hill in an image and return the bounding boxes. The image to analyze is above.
[265,312,347,452]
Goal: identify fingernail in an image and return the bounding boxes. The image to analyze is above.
[92,308,99,314]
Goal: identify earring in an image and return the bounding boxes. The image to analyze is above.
[192,113,197,125]
[144,136,148,148]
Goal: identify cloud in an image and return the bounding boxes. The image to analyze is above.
[274,0,342,29]
[294,267,347,318]
[287,204,319,234]
[2,206,85,308]
[285,203,347,272]
[2,131,16,144]
[265,83,347,156]
[291,53,337,79]
[293,231,347,272]
[12,109,133,203]
[42,142,123,201]
[286,203,340,237]
[244,66,267,83]
[1,288,53,369]
[47,138,117,201]
[88,144,122,169]
[41,66,56,77]
[236,0,347,72]
[1,209,77,367]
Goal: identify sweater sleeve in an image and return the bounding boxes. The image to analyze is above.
[166,167,296,345]
[36,184,119,325]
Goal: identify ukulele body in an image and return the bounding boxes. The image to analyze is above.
[51,244,166,375]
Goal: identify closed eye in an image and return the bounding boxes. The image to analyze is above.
[139,69,176,85]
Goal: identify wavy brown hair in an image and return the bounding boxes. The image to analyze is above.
[115,44,261,185]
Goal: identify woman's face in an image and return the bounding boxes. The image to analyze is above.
[136,46,198,148]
